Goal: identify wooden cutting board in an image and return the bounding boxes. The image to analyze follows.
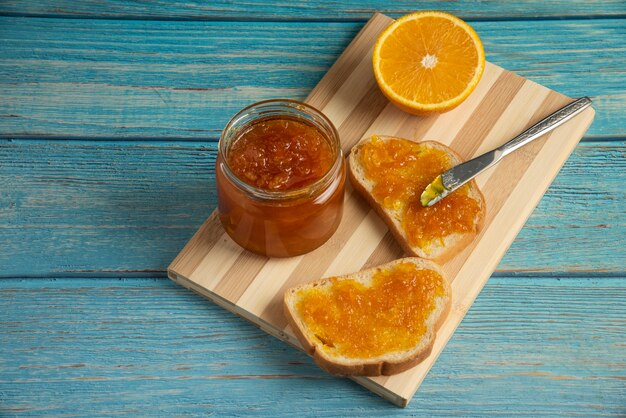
[168,12,595,407]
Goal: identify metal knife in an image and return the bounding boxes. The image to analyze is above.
[420,96,593,207]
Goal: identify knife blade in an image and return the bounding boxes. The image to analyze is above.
[420,96,592,207]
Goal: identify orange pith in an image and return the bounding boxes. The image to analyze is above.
[373,11,485,114]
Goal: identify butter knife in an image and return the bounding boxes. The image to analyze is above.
[420,96,592,207]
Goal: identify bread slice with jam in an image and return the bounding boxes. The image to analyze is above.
[283,258,451,376]
[348,135,486,263]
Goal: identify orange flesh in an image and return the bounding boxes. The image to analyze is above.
[227,117,333,191]
[295,262,445,358]
[359,137,481,248]
[373,12,485,114]
[378,16,481,104]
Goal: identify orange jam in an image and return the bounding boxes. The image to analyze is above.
[359,136,480,248]
[295,262,446,358]
[228,118,334,191]
[217,100,345,258]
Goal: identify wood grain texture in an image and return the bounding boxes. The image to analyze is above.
[2,0,625,20]
[0,17,624,139]
[168,13,597,405]
[0,277,624,416]
[0,140,216,277]
[2,140,624,277]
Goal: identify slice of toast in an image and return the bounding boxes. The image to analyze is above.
[349,135,486,263]
[283,258,451,376]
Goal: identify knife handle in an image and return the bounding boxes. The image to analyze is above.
[497,96,592,158]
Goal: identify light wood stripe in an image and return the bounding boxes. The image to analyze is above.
[360,102,412,140]
[394,110,440,143]
[250,205,387,321]
[186,232,243,290]
[168,13,595,407]
[237,255,304,313]
[212,250,267,303]
[168,211,224,278]
[322,208,389,278]
[237,192,379,316]
[336,80,390,152]
[322,52,378,131]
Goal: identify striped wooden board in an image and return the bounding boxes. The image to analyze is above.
[168,12,595,407]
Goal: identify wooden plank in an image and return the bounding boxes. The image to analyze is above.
[0,140,216,277]
[0,277,623,415]
[168,13,598,405]
[1,0,625,20]
[1,17,624,139]
[1,139,624,277]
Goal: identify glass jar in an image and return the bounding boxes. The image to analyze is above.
[216,99,345,257]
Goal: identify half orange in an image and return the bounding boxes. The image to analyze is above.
[373,11,486,114]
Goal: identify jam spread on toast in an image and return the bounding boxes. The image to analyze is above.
[359,136,481,248]
[295,262,445,358]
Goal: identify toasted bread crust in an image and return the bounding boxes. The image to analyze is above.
[348,136,486,263]
[283,258,451,376]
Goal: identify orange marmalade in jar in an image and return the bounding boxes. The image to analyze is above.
[216,99,345,257]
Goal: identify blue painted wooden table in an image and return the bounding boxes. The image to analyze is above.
[1,2,624,416]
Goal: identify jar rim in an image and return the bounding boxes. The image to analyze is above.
[218,99,343,201]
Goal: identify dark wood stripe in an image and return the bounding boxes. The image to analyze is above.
[212,251,269,303]
[306,13,392,110]
[337,79,390,153]
[395,110,440,141]
[168,211,225,278]
[362,231,405,270]
[450,71,527,159]
[355,103,413,148]
[444,91,570,280]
